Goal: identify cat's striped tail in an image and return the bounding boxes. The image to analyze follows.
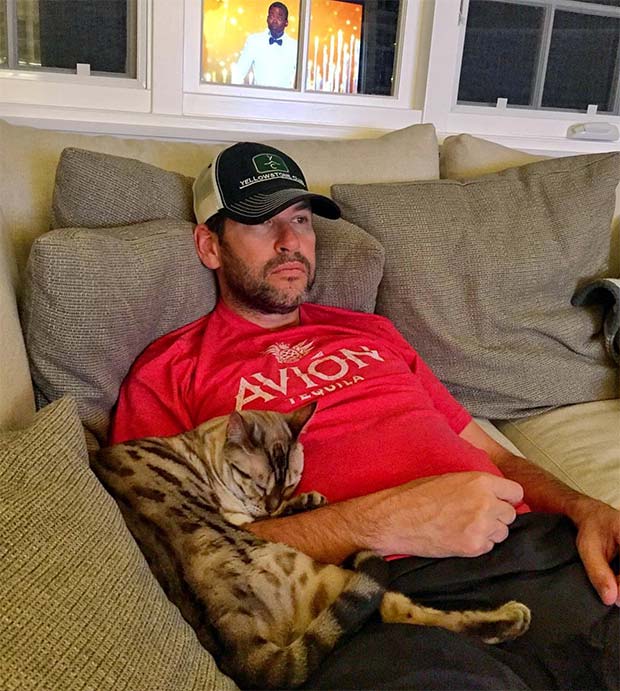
[234,550,389,689]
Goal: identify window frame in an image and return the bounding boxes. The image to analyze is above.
[181,0,425,132]
[0,0,151,113]
[423,0,620,152]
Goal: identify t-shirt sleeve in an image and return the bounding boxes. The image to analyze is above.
[108,339,197,445]
[413,356,472,433]
[375,316,472,434]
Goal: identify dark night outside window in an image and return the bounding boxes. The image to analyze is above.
[457,0,620,114]
[1,0,136,77]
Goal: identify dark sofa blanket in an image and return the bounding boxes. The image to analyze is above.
[305,514,619,690]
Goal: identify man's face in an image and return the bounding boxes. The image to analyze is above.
[216,202,316,315]
[267,6,288,38]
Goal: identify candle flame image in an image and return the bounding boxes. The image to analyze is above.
[305,0,362,94]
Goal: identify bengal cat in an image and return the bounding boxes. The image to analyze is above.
[90,402,531,689]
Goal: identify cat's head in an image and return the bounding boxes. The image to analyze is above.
[221,403,316,519]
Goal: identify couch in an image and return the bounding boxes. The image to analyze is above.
[1,118,618,690]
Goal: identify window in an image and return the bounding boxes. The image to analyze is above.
[0,0,149,116]
[424,0,620,150]
[0,0,137,78]
[458,0,620,115]
[183,0,423,134]
[199,0,402,97]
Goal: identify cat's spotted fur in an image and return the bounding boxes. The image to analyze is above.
[91,403,531,689]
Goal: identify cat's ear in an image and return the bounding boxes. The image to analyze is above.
[287,402,317,439]
[226,411,252,446]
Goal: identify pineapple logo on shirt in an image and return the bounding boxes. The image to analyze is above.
[265,340,315,364]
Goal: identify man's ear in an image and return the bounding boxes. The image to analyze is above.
[194,223,221,270]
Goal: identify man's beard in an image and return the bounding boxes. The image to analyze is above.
[219,243,315,315]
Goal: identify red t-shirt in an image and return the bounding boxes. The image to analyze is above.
[110,302,527,509]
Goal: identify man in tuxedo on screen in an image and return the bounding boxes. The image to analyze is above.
[231,2,298,89]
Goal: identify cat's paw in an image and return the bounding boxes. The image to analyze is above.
[276,491,328,515]
[480,601,531,644]
[298,491,328,511]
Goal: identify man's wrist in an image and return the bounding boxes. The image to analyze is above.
[562,493,606,526]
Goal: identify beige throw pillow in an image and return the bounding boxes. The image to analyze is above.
[332,153,620,419]
[0,396,238,691]
[440,133,547,179]
[266,123,440,196]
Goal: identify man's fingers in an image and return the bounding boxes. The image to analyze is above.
[489,521,510,544]
[580,539,619,606]
[489,476,524,506]
[497,502,517,526]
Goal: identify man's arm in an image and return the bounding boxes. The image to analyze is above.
[246,471,524,564]
[460,420,620,606]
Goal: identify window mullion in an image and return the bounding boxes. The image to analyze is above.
[298,0,311,92]
[6,0,18,69]
[611,29,620,114]
[530,5,554,108]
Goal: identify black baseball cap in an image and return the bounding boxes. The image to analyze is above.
[193,142,341,225]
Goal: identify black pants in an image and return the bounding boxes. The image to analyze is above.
[305,514,620,690]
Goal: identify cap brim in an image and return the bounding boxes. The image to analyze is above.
[224,189,341,225]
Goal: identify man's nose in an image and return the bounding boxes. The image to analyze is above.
[274,222,300,253]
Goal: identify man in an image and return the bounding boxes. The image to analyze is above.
[231,2,298,89]
[110,142,619,689]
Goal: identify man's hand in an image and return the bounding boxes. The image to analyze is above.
[248,471,524,564]
[569,497,620,606]
[459,420,620,607]
[357,472,524,558]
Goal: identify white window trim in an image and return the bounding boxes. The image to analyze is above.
[181,0,424,133]
[0,0,151,113]
[423,0,620,153]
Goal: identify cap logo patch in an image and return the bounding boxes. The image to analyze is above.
[253,153,289,174]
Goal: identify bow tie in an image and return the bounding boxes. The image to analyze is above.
[269,37,283,45]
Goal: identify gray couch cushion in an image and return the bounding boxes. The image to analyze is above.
[0,396,238,691]
[22,217,384,443]
[332,153,620,419]
[22,219,214,443]
[52,147,195,228]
